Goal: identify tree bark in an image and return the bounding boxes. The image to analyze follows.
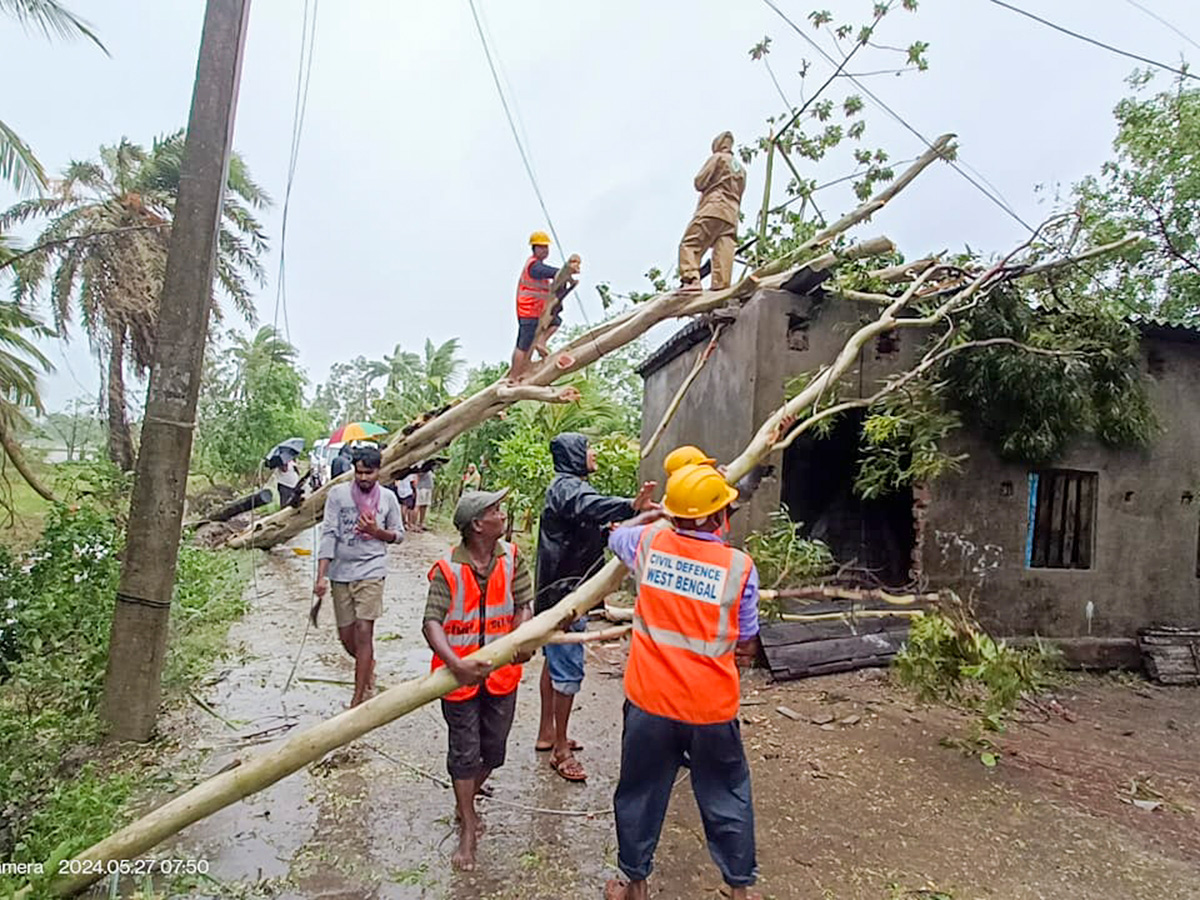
[100,0,251,743]
[0,418,55,502]
[106,321,134,472]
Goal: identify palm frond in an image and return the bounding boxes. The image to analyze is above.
[0,0,108,52]
[0,117,46,194]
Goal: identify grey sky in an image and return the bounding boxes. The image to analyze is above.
[4,0,1198,414]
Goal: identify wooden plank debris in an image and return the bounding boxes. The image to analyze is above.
[759,614,910,681]
[1139,626,1200,685]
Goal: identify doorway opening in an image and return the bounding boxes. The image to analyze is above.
[780,411,916,587]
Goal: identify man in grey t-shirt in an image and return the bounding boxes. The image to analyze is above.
[314,446,403,706]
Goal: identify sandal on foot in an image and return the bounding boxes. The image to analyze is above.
[549,753,587,782]
[535,739,583,752]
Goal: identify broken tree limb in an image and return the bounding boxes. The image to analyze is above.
[641,323,726,459]
[226,236,896,550]
[41,219,1144,897]
[495,384,582,404]
[227,135,956,551]
[20,558,628,898]
[759,586,938,606]
[547,624,631,644]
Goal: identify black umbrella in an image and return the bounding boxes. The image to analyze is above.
[264,437,306,469]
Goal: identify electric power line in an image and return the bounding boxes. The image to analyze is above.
[1122,0,1200,53]
[986,0,1198,81]
[760,0,1145,318]
[762,0,1038,237]
[272,0,321,344]
[465,0,598,336]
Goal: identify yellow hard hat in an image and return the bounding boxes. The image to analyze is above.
[529,230,552,247]
[663,444,716,476]
[663,463,738,520]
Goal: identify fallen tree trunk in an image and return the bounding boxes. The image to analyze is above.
[548,624,631,644]
[21,559,627,898]
[226,137,956,551]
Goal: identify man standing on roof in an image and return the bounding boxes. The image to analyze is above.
[423,488,534,871]
[506,231,580,382]
[534,432,657,782]
[604,460,761,900]
[678,131,747,292]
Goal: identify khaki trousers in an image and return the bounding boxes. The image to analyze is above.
[678,215,736,289]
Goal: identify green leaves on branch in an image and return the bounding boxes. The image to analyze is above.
[856,386,964,499]
[941,287,1156,463]
[1073,71,1200,322]
[745,507,835,596]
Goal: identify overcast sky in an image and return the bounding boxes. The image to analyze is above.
[3,0,1198,414]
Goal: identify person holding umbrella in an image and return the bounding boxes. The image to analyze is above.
[264,437,307,507]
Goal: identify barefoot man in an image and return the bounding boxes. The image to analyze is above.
[423,489,534,870]
[313,446,403,707]
[604,461,762,900]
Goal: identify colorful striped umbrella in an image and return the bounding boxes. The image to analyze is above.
[328,421,388,443]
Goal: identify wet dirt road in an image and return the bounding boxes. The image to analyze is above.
[149,529,1200,900]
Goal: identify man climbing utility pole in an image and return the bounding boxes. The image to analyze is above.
[678,131,747,291]
[101,0,251,741]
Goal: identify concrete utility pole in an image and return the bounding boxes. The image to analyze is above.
[102,0,252,741]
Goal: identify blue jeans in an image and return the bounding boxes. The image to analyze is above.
[542,618,585,695]
[613,701,757,887]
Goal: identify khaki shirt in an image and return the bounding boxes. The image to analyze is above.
[423,540,534,623]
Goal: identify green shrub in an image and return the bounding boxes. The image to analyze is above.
[0,505,249,876]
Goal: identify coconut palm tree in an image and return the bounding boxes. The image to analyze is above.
[0,300,54,500]
[0,0,105,194]
[1,132,270,469]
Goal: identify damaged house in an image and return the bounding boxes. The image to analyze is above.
[638,284,1200,668]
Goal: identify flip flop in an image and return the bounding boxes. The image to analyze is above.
[549,753,587,782]
[535,740,583,753]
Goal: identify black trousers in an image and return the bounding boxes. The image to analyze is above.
[613,700,757,887]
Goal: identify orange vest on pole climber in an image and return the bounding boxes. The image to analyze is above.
[515,254,552,319]
[625,524,753,724]
[428,541,523,702]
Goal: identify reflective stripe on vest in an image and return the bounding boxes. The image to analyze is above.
[429,541,522,700]
[625,526,752,724]
[515,255,551,319]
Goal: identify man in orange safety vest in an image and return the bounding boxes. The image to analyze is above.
[603,461,762,900]
[423,487,534,871]
[506,230,580,382]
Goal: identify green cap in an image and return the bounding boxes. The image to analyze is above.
[453,488,511,533]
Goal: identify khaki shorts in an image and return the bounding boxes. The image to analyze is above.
[331,578,384,628]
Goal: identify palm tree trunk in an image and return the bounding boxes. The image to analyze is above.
[106,321,135,472]
[0,417,55,502]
